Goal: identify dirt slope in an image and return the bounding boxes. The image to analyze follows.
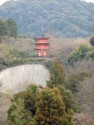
[0,64,49,92]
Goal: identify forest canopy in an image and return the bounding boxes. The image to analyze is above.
[0,0,94,37]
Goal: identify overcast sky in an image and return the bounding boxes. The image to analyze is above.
[0,0,94,5]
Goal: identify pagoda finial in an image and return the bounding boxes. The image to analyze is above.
[41,16,44,36]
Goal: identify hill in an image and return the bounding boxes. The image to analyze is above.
[0,0,94,37]
[0,37,94,125]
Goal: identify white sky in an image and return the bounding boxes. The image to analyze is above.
[0,0,94,5]
[0,0,10,5]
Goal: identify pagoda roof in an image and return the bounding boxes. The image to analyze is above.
[35,37,49,40]
[35,42,49,45]
[34,33,49,40]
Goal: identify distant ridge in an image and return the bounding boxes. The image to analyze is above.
[0,0,94,37]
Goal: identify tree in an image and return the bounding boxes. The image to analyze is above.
[7,85,39,125]
[89,35,94,46]
[7,85,74,125]
[58,86,74,113]
[6,18,17,39]
[24,85,39,117]
[0,19,7,43]
[47,60,65,88]
[67,44,92,64]
[34,88,74,125]
[65,72,91,94]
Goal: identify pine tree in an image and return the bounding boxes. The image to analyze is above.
[7,85,38,125]
[90,35,94,47]
[47,60,65,88]
[34,88,70,125]
[0,19,8,43]
[6,18,17,39]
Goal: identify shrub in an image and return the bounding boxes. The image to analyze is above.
[67,44,92,64]
[47,60,65,88]
[7,86,74,125]
[7,85,39,125]
[89,35,94,46]
[34,88,74,125]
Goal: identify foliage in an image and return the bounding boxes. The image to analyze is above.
[89,35,94,46]
[58,86,74,112]
[0,19,7,36]
[65,72,91,93]
[0,0,94,37]
[27,120,36,125]
[7,85,39,125]
[7,85,74,125]
[0,44,33,67]
[10,48,31,58]
[67,44,92,64]
[34,88,74,125]
[24,85,39,117]
[6,18,17,39]
[88,51,94,59]
[0,44,13,60]
[47,60,65,88]
[0,19,8,42]
[0,18,17,42]
[47,60,75,114]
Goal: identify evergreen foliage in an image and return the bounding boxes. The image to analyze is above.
[47,60,74,115]
[33,88,74,125]
[7,85,39,125]
[0,18,17,42]
[0,19,7,36]
[0,19,8,42]
[89,35,94,46]
[58,86,74,113]
[47,60,65,88]
[7,86,74,125]
[6,18,17,38]
[0,0,94,37]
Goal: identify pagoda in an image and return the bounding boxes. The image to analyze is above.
[34,35,49,57]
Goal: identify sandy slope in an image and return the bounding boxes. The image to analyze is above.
[0,64,49,124]
[0,64,50,92]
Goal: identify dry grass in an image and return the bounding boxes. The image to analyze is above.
[65,59,94,75]
[64,60,94,125]
[74,113,94,125]
[0,93,13,125]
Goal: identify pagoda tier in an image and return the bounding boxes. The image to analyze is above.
[35,43,49,45]
[34,37,49,57]
[35,38,49,41]
[35,48,48,51]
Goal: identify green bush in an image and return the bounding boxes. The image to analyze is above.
[90,35,94,46]
[7,85,39,125]
[0,44,33,67]
[7,86,74,125]
[47,60,65,88]
[67,44,92,64]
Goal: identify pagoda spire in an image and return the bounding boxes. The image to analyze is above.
[34,16,49,57]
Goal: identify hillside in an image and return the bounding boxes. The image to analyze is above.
[0,36,89,71]
[0,64,49,92]
[0,37,94,125]
[0,64,49,124]
[0,0,94,37]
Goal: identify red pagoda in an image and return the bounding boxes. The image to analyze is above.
[34,36,49,57]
